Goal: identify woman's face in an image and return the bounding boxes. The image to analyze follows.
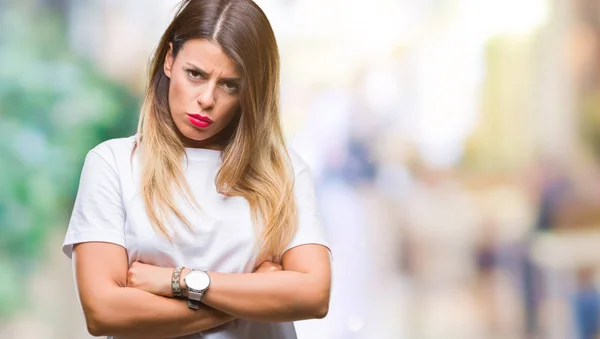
[164,38,241,150]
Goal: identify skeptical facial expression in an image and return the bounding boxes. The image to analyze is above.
[164,39,241,150]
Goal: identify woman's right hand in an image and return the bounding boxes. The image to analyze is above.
[254,261,283,273]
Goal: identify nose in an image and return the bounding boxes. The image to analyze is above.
[197,84,216,109]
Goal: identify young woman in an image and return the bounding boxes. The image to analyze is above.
[61,1,331,338]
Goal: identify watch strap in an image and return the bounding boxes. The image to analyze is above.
[188,298,201,310]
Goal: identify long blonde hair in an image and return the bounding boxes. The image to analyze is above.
[134,0,297,262]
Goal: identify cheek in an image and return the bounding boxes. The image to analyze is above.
[169,77,194,109]
[218,99,240,120]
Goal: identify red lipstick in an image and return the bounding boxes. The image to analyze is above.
[187,113,212,128]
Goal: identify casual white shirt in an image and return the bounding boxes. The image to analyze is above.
[62,135,330,339]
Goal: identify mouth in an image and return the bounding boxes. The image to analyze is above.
[187,113,213,128]
[187,113,212,123]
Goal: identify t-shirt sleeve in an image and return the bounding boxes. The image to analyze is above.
[62,149,126,259]
[283,165,331,257]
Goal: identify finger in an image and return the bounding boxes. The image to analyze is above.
[253,262,269,272]
[256,264,275,273]
[270,264,283,271]
[258,261,273,269]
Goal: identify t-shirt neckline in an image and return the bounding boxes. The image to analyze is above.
[184,147,222,161]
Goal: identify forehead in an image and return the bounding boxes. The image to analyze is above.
[177,39,239,77]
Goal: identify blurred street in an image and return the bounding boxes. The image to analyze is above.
[3,0,600,338]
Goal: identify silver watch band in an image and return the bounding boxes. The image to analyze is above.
[188,290,205,301]
[188,298,201,310]
[184,270,210,310]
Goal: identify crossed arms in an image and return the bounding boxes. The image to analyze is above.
[73,242,331,338]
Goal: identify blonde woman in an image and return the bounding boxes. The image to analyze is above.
[62,1,331,338]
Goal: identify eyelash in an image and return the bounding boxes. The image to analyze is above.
[186,69,238,93]
[186,69,200,79]
[186,69,204,80]
[221,82,239,93]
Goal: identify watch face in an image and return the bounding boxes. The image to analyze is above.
[187,271,210,291]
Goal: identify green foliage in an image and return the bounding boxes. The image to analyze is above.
[0,4,140,317]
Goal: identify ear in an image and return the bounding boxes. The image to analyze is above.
[164,42,174,78]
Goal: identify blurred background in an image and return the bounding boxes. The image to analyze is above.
[2,0,600,338]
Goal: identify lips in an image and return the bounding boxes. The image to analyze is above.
[187,113,212,129]
[187,113,212,123]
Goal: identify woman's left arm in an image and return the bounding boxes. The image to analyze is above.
[129,243,331,322]
[200,243,331,322]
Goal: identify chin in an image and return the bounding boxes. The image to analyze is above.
[181,124,226,147]
[185,128,213,141]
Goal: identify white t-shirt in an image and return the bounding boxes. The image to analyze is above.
[62,135,330,339]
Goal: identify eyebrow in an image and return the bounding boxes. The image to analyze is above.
[185,62,240,82]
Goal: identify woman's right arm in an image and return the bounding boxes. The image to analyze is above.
[74,242,234,338]
[67,148,234,338]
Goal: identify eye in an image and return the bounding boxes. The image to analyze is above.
[186,70,203,80]
[221,82,239,93]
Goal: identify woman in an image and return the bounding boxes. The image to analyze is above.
[62,1,331,338]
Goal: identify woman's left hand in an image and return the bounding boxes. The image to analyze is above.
[127,261,173,297]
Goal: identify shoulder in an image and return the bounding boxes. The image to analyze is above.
[82,135,137,177]
[87,135,137,164]
[287,147,312,177]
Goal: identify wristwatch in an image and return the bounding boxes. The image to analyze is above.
[184,270,211,310]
